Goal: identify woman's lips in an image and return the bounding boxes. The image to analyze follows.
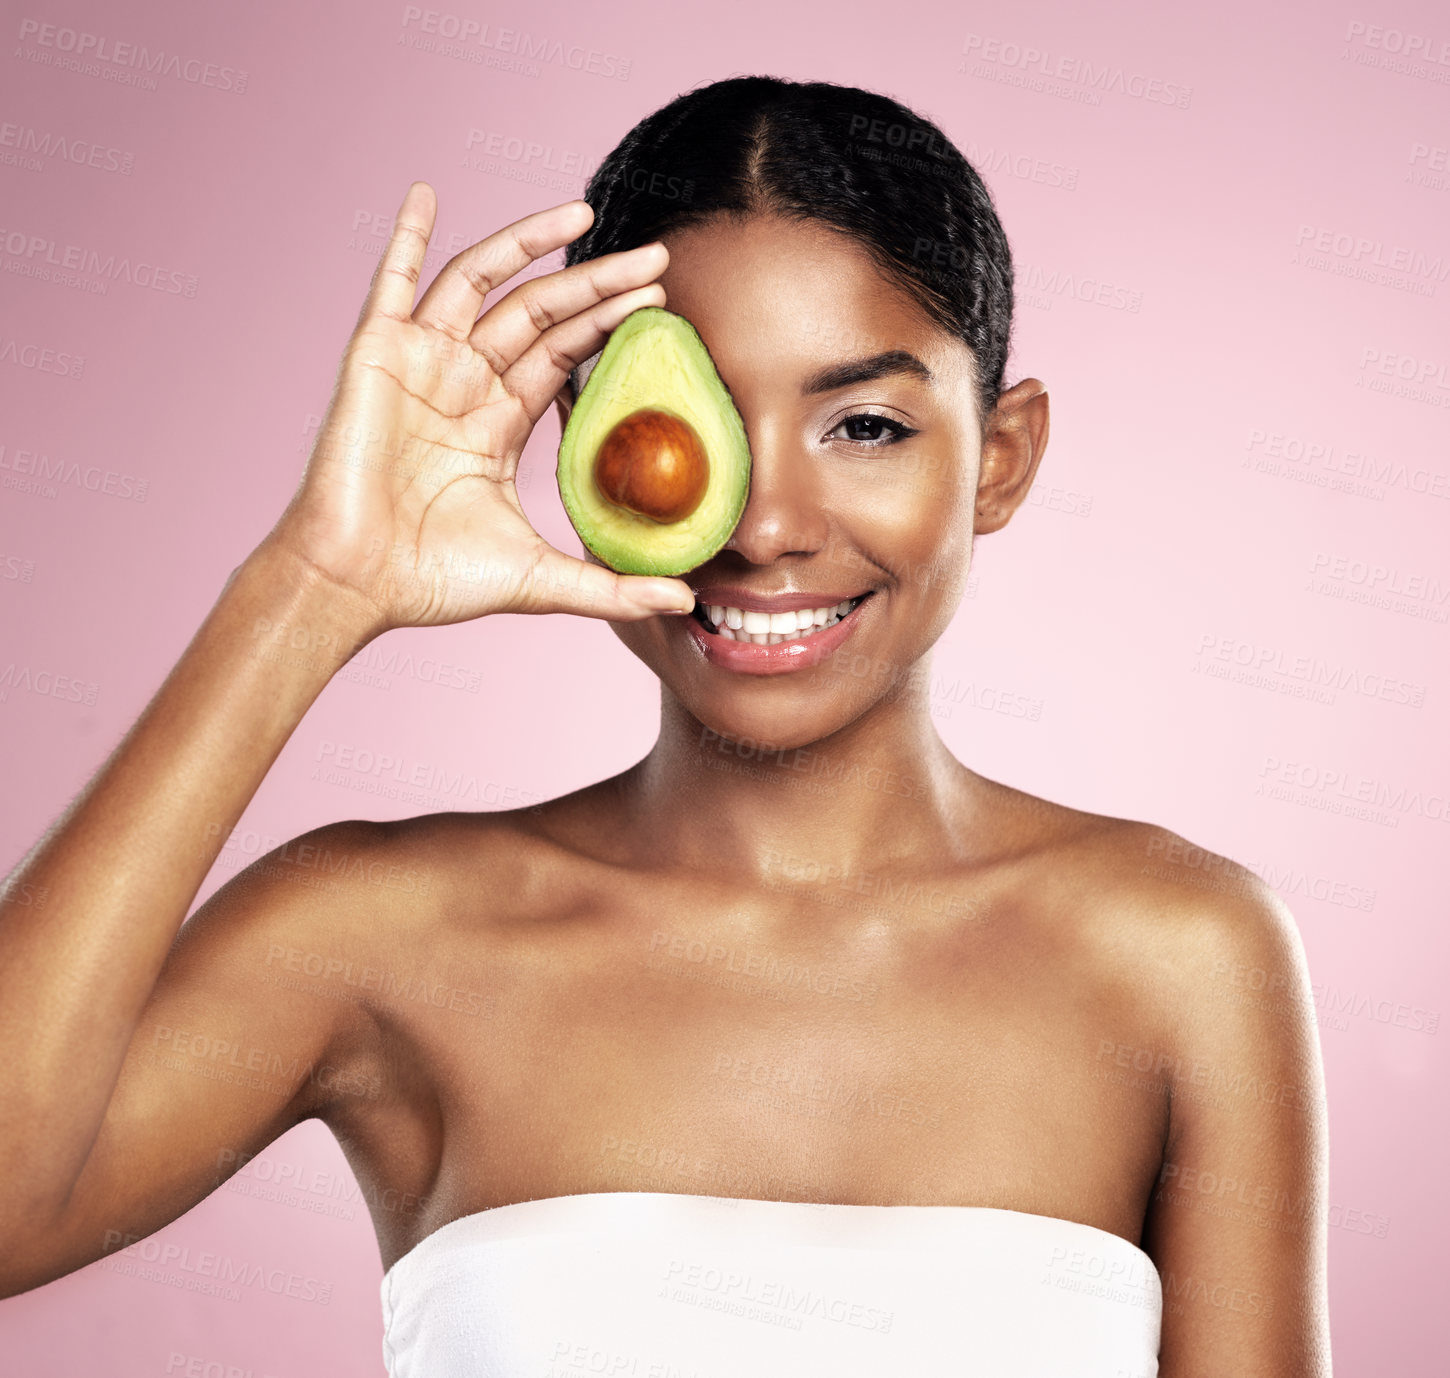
[681,592,874,676]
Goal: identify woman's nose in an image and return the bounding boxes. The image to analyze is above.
[721,429,829,564]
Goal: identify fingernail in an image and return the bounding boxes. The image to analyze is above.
[639,586,694,614]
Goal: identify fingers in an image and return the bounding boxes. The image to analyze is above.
[361,182,437,323]
[524,544,696,620]
[464,240,668,379]
[494,283,667,424]
[411,199,595,342]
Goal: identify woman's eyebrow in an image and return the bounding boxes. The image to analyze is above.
[801,349,934,395]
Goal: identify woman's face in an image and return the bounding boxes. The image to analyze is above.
[568,212,1042,752]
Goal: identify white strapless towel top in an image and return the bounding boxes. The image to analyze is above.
[380,1190,1162,1376]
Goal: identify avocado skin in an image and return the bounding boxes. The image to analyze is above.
[557,306,751,577]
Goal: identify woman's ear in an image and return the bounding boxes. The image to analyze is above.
[974,378,1050,534]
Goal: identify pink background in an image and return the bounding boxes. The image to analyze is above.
[2,0,1446,1372]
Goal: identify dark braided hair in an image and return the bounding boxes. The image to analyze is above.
[564,75,1015,425]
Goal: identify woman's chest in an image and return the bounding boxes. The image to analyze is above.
[341,875,1172,1265]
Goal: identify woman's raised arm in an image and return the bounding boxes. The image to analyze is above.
[0,182,693,1293]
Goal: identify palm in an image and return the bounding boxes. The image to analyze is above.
[303,318,554,627]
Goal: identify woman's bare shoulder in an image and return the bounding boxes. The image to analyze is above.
[311,784,619,927]
[386,777,624,857]
[980,783,1302,987]
[997,798,1320,1124]
[1033,802,1312,1045]
[1077,810,1295,957]
[986,779,1277,913]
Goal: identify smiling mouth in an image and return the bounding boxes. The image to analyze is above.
[691,594,873,644]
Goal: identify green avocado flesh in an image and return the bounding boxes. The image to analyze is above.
[557,306,751,576]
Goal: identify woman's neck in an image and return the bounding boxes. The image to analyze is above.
[621,669,980,882]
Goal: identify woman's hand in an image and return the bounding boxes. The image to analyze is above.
[263,181,696,635]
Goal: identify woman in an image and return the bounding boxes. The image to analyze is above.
[0,77,1329,1374]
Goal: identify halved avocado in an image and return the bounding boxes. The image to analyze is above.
[557,306,751,576]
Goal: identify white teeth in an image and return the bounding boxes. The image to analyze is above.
[701,596,865,642]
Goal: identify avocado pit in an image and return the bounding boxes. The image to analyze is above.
[593,407,709,525]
